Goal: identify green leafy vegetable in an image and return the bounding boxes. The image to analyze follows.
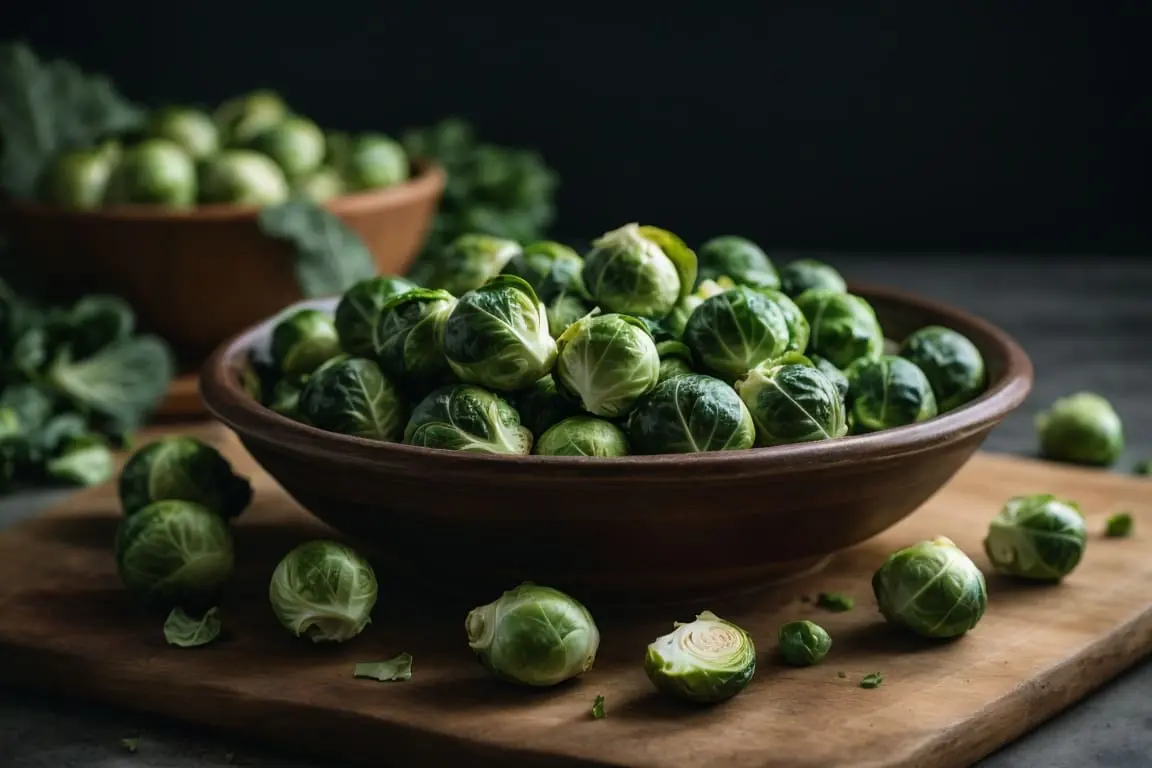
[861,672,884,689]
[257,200,376,298]
[48,338,175,429]
[816,592,855,612]
[353,653,414,682]
[45,434,113,486]
[591,694,606,720]
[1106,512,1133,538]
[163,606,223,648]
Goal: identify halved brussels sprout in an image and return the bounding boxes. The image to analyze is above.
[103,139,196,207]
[644,610,756,704]
[780,258,847,297]
[298,357,406,441]
[794,289,883,369]
[270,308,343,377]
[499,240,584,303]
[511,374,580,437]
[696,235,779,289]
[333,275,420,358]
[339,133,410,191]
[660,277,736,341]
[735,362,847,446]
[751,287,810,353]
[809,354,849,403]
[214,89,288,147]
[845,355,937,432]
[778,620,832,667]
[683,287,791,381]
[535,416,630,457]
[582,223,698,319]
[984,494,1087,581]
[197,149,290,205]
[442,275,557,392]
[872,536,987,639]
[627,374,755,454]
[545,292,593,340]
[119,436,253,519]
[145,106,219,160]
[293,165,345,203]
[247,115,326,180]
[899,326,987,412]
[269,540,378,643]
[554,313,660,418]
[114,500,235,609]
[41,142,119,209]
[466,582,600,687]
[404,384,532,454]
[1035,392,1124,466]
[419,234,522,296]
[656,340,694,382]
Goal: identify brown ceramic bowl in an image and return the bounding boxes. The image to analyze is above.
[0,160,445,360]
[200,283,1032,604]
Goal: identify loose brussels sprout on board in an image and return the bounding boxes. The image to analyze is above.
[644,610,756,704]
[683,287,791,381]
[780,258,847,297]
[899,326,987,412]
[103,139,197,207]
[1035,392,1124,467]
[582,223,697,319]
[736,362,847,446]
[845,355,938,433]
[554,313,660,418]
[333,276,420,358]
[270,308,343,378]
[145,106,219,160]
[627,374,755,454]
[535,416,630,457]
[466,582,600,687]
[984,494,1087,581]
[795,289,884,369]
[269,540,378,643]
[695,236,779,289]
[197,149,290,205]
[298,358,407,442]
[778,620,832,667]
[404,384,531,454]
[872,536,988,639]
[118,436,253,519]
[511,374,581,438]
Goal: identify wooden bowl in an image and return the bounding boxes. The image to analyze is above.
[200,283,1033,604]
[0,160,445,361]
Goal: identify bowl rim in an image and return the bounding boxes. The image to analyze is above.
[0,159,446,222]
[200,281,1033,479]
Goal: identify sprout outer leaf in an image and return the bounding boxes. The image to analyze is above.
[354,653,414,682]
[163,606,223,648]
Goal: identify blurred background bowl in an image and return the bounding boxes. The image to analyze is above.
[200,283,1032,605]
[0,159,444,363]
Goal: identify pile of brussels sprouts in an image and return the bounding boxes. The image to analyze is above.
[38,89,410,210]
[247,224,989,456]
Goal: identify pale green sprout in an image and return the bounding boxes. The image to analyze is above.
[534,416,630,457]
[735,362,847,446]
[683,287,790,381]
[644,610,756,704]
[118,435,253,518]
[1035,392,1124,467]
[983,494,1087,581]
[554,313,660,418]
[419,234,521,296]
[270,308,342,377]
[778,620,832,667]
[582,223,698,319]
[404,384,532,454]
[872,536,987,639]
[269,540,379,643]
[163,607,222,648]
[795,289,883,369]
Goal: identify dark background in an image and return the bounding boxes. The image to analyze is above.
[7,4,1151,253]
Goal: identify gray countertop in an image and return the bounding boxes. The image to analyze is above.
[2,253,1150,767]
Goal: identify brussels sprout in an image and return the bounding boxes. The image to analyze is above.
[872,536,987,639]
[795,289,883,369]
[269,540,378,643]
[899,326,987,412]
[374,288,456,390]
[809,354,849,403]
[145,106,219,160]
[696,235,779,289]
[658,277,735,341]
[198,149,290,205]
[270,308,343,377]
[554,313,660,418]
[683,287,791,381]
[656,340,694,382]
[466,582,600,687]
[103,139,196,207]
[114,500,235,609]
[214,89,288,146]
[545,292,593,340]
[420,234,522,296]
[512,374,580,437]
[845,355,937,433]
[984,494,1087,581]
[333,276,420,358]
[499,240,584,303]
[246,115,326,180]
[535,416,630,457]
[780,258,847,297]
[778,620,832,667]
[40,142,119,209]
[118,436,253,519]
[1035,392,1124,466]
[293,165,345,203]
[339,132,410,191]
[442,275,557,392]
[582,223,698,319]
[751,287,810,353]
[627,374,755,454]
[269,377,304,419]
[644,610,756,704]
[404,384,531,454]
[735,362,847,446]
[299,357,406,441]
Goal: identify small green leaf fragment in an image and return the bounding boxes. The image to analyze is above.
[591,694,606,719]
[1134,460,1151,476]
[816,592,855,612]
[861,672,884,689]
[163,607,222,648]
[353,652,413,682]
[837,671,847,679]
[1106,512,1134,538]
[120,736,140,753]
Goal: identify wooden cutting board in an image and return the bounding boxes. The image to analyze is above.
[0,423,1149,768]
